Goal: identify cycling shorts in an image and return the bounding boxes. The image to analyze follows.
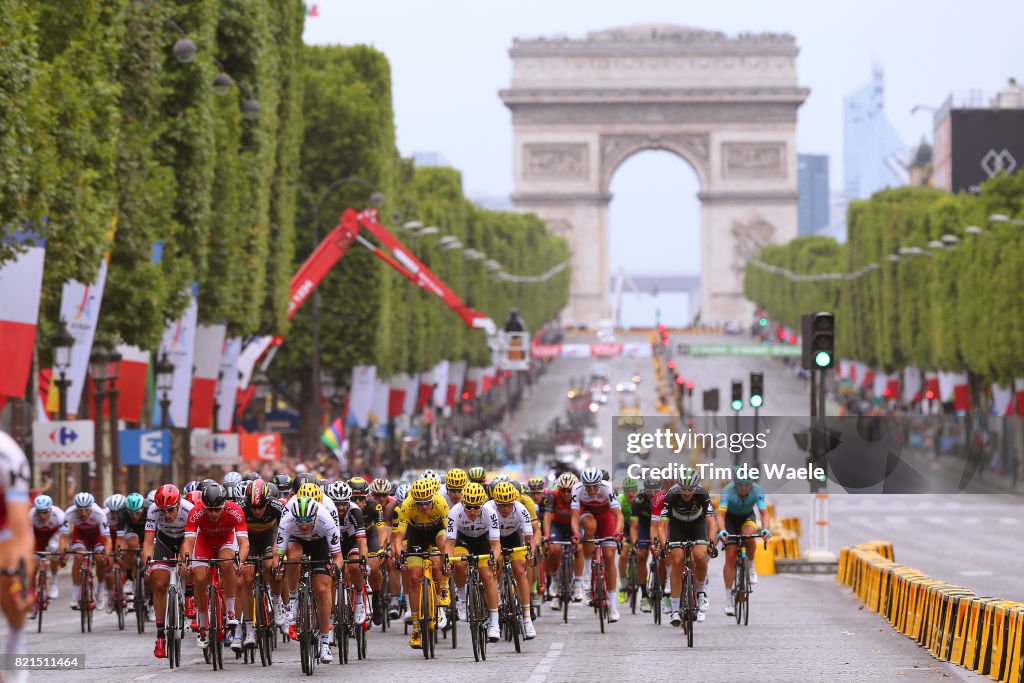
[191,535,239,568]
[580,510,617,547]
[499,531,528,562]
[404,522,444,568]
[667,518,708,544]
[454,533,491,567]
[723,511,759,545]
[549,522,573,543]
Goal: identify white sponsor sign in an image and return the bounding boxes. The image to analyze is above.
[191,431,240,465]
[33,420,95,463]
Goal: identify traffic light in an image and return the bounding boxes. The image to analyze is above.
[801,312,835,370]
[675,375,685,386]
[703,388,719,413]
[667,360,676,371]
[749,372,764,409]
[758,317,767,328]
[731,380,743,411]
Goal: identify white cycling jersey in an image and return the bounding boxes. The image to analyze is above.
[445,501,500,541]
[144,500,195,542]
[494,500,534,538]
[276,505,341,555]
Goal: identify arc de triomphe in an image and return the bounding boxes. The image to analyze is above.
[500,25,808,326]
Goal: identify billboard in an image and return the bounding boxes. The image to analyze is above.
[937,108,1024,194]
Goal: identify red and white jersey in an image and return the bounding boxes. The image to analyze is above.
[0,432,31,534]
[60,504,111,537]
[31,506,65,536]
[570,481,619,516]
[184,501,247,543]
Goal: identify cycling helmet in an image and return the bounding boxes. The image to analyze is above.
[733,465,753,485]
[146,489,157,506]
[241,480,253,498]
[243,471,259,481]
[394,483,411,504]
[33,495,53,512]
[316,478,329,492]
[370,478,391,496]
[107,493,127,512]
[74,492,95,509]
[677,467,701,491]
[557,473,578,489]
[154,484,180,510]
[296,482,323,503]
[183,480,201,495]
[492,481,519,504]
[580,467,602,485]
[348,477,369,496]
[202,483,228,508]
[528,477,545,492]
[267,482,279,499]
[491,474,511,484]
[621,476,638,492]
[223,471,242,486]
[461,483,487,506]
[291,472,315,494]
[185,490,203,506]
[410,479,434,502]
[601,469,610,481]
[289,496,318,523]
[328,481,352,504]
[273,473,292,491]
[200,478,218,492]
[467,466,486,483]
[126,492,146,513]
[425,478,440,496]
[247,479,270,508]
[444,468,468,490]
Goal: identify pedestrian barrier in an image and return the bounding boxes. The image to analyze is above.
[776,516,801,536]
[838,541,1024,683]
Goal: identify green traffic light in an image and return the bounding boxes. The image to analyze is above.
[814,351,832,368]
[731,399,743,411]
[750,395,763,409]
[758,318,767,327]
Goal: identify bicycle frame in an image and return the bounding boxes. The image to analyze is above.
[580,537,619,634]
[277,556,333,675]
[452,552,492,662]
[400,549,447,660]
[663,540,711,647]
[723,533,768,627]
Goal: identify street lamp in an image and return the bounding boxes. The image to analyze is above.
[172,37,197,63]
[990,213,1024,226]
[212,72,233,96]
[888,254,900,263]
[51,320,74,420]
[965,225,985,235]
[417,226,440,237]
[155,352,175,429]
[927,240,945,250]
[399,221,423,232]
[89,343,111,500]
[106,347,122,494]
[940,234,960,246]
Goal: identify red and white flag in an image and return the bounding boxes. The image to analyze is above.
[447,361,467,406]
[0,237,46,398]
[216,338,242,431]
[115,345,150,423]
[188,324,226,428]
[388,373,411,418]
[402,373,419,416]
[371,379,389,425]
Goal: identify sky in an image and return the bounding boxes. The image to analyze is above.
[303,0,1022,323]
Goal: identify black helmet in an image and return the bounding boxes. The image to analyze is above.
[243,471,259,482]
[202,482,228,508]
[273,473,292,491]
[266,482,280,499]
[200,478,218,492]
[291,472,315,494]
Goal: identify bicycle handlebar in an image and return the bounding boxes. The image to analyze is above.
[721,533,770,550]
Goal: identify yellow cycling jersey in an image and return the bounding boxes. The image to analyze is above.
[396,494,450,531]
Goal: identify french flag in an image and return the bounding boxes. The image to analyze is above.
[0,234,46,399]
[189,324,226,428]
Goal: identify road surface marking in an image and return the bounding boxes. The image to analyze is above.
[527,641,566,682]
[958,570,993,577]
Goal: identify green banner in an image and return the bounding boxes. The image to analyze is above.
[680,344,800,357]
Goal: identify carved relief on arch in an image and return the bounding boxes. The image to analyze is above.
[599,133,710,191]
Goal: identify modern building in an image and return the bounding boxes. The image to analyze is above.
[843,68,907,204]
[797,154,830,235]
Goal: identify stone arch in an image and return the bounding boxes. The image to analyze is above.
[599,133,711,194]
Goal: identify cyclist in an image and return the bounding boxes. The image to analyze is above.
[570,467,624,622]
[616,476,638,605]
[370,478,402,620]
[527,477,546,508]
[326,482,370,624]
[441,468,467,507]
[276,495,344,664]
[145,484,193,659]
[181,483,249,651]
[347,478,387,624]
[446,482,502,642]
[716,467,771,616]
[113,492,148,602]
[238,479,285,645]
[391,478,450,650]
[542,472,578,610]
[0,431,33,667]
[629,480,655,612]
[467,466,486,486]
[30,495,65,600]
[653,468,719,626]
[60,492,112,611]
[223,471,243,489]
[491,481,537,639]
[272,474,292,501]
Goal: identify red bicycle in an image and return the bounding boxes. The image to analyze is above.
[31,552,60,633]
[189,554,238,671]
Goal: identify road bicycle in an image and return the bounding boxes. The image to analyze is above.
[242,556,276,666]
[647,544,663,626]
[278,556,333,676]
[334,556,370,664]
[581,537,619,634]
[548,540,575,624]
[131,549,148,634]
[401,549,448,660]
[663,540,712,648]
[498,546,530,652]
[723,533,768,627]
[375,547,392,632]
[31,552,61,633]
[624,545,640,615]
[110,548,129,631]
[148,556,187,669]
[451,552,492,662]
[67,550,99,633]
[192,554,239,671]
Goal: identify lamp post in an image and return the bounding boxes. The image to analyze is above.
[155,352,175,482]
[107,347,122,494]
[299,179,384,455]
[252,372,270,433]
[990,214,1024,227]
[89,343,111,500]
[51,320,74,505]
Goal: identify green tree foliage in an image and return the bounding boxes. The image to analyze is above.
[745,175,1024,384]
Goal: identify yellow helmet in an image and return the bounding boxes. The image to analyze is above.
[445,468,468,490]
[461,483,487,506]
[296,482,323,503]
[491,481,519,504]
[426,478,440,496]
[410,479,434,503]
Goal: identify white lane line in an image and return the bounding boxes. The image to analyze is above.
[134,675,158,682]
[959,570,994,577]
[527,641,566,683]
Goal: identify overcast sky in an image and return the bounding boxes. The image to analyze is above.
[303,0,1022,302]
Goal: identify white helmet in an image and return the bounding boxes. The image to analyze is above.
[223,471,243,486]
[327,481,352,503]
[580,467,602,485]
[106,493,127,512]
[420,469,439,482]
[74,492,95,509]
[557,473,578,489]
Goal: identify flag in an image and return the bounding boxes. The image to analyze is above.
[432,360,449,408]
[116,345,149,423]
[188,324,226,428]
[216,338,242,431]
[402,373,418,416]
[321,418,343,450]
[53,254,110,415]
[465,367,485,400]
[370,379,389,425]
[152,285,198,427]
[447,361,467,406]
[388,374,410,418]
[348,365,376,428]
[0,232,46,398]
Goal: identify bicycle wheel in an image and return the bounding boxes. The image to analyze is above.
[207,585,221,671]
[593,562,605,634]
[683,572,694,648]
[467,576,481,662]
[419,577,433,660]
[506,575,521,653]
[334,582,349,665]
[114,565,125,631]
[35,570,45,634]
[256,585,271,667]
[650,561,662,626]
[379,563,391,633]
[298,587,314,675]
[448,576,458,650]
[628,554,639,615]
[166,584,178,669]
